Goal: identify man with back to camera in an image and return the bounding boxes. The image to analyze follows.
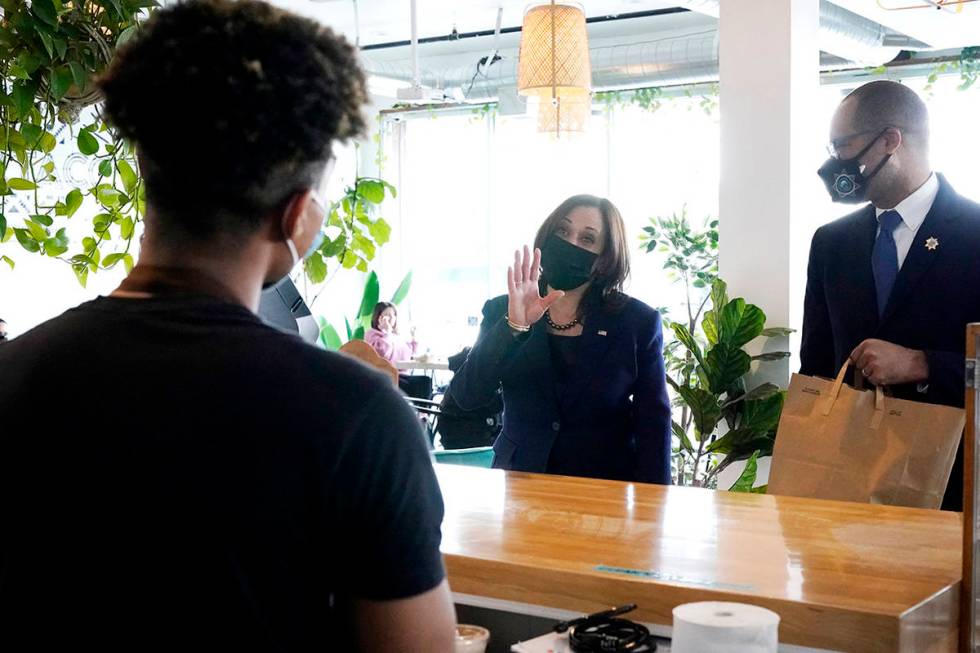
[0,1,456,650]
[802,80,980,511]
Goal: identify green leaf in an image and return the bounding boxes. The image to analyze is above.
[718,298,766,348]
[317,317,343,350]
[123,254,135,273]
[98,160,112,177]
[304,252,327,284]
[353,325,365,340]
[7,178,37,191]
[36,28,55,59]
[117,160,137,193]
[1,255,14,270]
[97,187,121,208]
[65,189,83,217]
[702,308,719,346]
[357,271,380,320]
[73,264,88,287]
[344,316,353,341]
[77,130,99,156]
[53,37,67,60]
[367,217,391,245]
[751,351,790,362]
[710,278,728,311]
[11,84,35,119]
[31,213,53,227]
[26,220,49,241]
[0,214,5,237]
[703,342,751,394]
[740,382,781,402]
[740,391,785,434]
[670,322,705,369]
[32,0,60,25]
[761,327,795,338]
[43,228,69,257]
[68,61,87,87]
[116,25,138,48]
[390,270,412,305]
[750,484,768,494]
[14,228,41,253]
[705,428,769,455]
[667,377,721,438]
[102,252,125,269]
[672,420,694,453]
[50,65,73,100]
[728,451,760,493]
[357,179,385,204]
[118,216,134,239]
[20,124,56,153]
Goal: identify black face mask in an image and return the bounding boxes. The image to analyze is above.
[817,129,891,204]
[540,233,599,291]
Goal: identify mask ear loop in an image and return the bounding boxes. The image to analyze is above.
[849,128,892,178]
[285,239,300,266]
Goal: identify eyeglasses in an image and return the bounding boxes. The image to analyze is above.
[826,129,883,159]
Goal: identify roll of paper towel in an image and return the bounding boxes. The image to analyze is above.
[671,601,779,653]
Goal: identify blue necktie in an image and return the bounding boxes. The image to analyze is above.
[872,209,903,317]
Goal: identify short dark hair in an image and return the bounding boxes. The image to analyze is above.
[371,302,397,332]
[843,80,929,143]
[99,0,368,241]
[533,194,630,309]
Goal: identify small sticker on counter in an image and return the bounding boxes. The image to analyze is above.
[595,565,755,592]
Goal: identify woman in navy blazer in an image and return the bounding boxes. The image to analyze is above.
[448,195,672,484]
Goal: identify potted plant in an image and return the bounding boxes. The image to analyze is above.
[640,209,792,491]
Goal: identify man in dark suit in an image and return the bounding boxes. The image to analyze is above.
[802,80,980,510]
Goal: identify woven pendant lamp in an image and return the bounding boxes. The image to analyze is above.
[517,1,592,136]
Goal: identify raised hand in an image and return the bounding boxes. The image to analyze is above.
[507,245,564,329]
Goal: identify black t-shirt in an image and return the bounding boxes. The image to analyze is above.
[0,294,445,652]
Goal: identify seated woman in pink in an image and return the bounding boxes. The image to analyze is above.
[364,302,416,363]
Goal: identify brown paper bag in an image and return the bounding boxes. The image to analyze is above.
[768,363,965,509]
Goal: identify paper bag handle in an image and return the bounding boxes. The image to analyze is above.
[821,362,886,430]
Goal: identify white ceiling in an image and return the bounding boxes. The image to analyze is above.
[272,0,686,46]
[268,0,980,51]
[828,0,980,50]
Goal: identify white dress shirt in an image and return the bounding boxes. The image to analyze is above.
[873,172,939,393]
[875,172,939,269]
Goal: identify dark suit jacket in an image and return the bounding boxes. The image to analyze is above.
[800,174,980,510]
[448,292,672,485]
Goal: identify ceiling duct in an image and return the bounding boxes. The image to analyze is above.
[362,0,913,102]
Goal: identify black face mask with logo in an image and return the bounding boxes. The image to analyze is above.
[540,233,599,291]
[817,129,891,204]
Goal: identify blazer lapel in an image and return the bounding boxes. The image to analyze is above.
[850,206,881,336]
[559,306,618,411]
[879,176,958,328]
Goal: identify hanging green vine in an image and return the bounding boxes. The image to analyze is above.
[0,0,154,284]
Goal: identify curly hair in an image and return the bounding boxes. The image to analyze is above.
[99,0,368,240]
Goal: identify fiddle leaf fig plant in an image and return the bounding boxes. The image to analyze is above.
[668,278,789,489]
[641,208,791,490]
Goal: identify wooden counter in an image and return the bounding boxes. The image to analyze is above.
[437,464,962,653]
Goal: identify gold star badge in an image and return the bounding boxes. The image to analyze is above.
[925,237,939,251]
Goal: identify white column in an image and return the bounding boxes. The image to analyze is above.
[718,0,821,385]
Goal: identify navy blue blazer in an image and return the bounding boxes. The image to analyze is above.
[448,292,672,485]
[800,174,980,509]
